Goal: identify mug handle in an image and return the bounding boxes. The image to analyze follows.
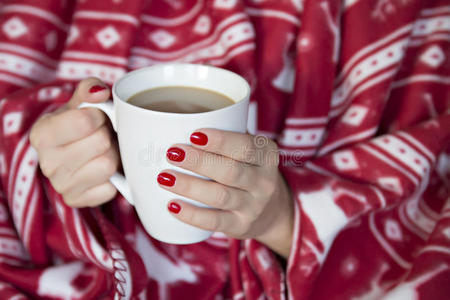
[78,101,134,206]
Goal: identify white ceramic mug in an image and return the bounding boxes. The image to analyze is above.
[79,64,250,244]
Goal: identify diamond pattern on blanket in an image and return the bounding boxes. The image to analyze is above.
[2,17,28,40]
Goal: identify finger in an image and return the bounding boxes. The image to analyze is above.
[32,107,106,148]
[67,77,110,109]
[64,182,117,208]
[51,147,119,195]
[29,78,110,149]
[59,125,114,173]
[166,145,257,190]
[36,125,114,178]
[189,129,279,166]
[37,146,62,178]
[167,200,237,234]
[157,170,248,211]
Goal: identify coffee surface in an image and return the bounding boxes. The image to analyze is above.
[127,86,234,113]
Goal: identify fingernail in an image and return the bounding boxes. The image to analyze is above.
[167,147,185,162]
[168,202,181,214]
[157,172,176,187]
[190,132,208,146]
[89,85,106,93]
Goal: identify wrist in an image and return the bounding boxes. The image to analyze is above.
[256,178,294,258]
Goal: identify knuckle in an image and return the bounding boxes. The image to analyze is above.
[50,176,70,194]
[62,193,78,207]
[208,215,221,232]
[77,110,98,135]
[225,160,242,183]
[245,136,256,151]
[183,178,194,196]
[50,165,74,193]
[184,210,197,226]
[39,156,57,178]
[30,116,50,148]
[94,127,112,155]
[40,164,54,178]
[186,210,221,232]
[215,186,230,208]
[97,152,118,177]
[242,145,256,164]
[65,189,89,208]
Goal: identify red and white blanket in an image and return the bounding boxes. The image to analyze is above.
[0,0,449,299]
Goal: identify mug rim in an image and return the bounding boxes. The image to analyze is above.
[112,63,251,116]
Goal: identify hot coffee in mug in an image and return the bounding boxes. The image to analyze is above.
[79,64,250,244]
[127,86,235,113]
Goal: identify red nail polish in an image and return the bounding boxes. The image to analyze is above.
[157,172,176,187]
[89,85,106,93]
[167,147,185,162]
[168,202,181,214]
[190,132,208,146]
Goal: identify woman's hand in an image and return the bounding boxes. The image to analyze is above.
[30,78,119,207]
[158,129,294,258]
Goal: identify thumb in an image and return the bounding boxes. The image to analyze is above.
[67,77,111,109]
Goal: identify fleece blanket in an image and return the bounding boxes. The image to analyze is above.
[0,0,449,299]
